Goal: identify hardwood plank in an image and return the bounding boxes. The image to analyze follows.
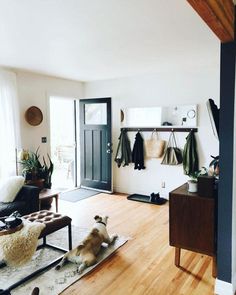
[187,0,234,42]
[59,193,215,295]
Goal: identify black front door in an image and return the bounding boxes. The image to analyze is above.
[80,98,112,192]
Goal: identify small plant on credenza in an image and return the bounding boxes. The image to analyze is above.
[187,167,208,193]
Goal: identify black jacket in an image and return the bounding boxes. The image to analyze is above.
[132,132,145,170]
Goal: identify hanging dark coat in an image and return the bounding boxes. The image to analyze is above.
[183,130,199,175]
[115,130,132,167]
[132,132,145,170]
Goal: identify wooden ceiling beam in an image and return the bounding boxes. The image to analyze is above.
[187,0,234,43]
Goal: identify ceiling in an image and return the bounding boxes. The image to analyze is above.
[0,0,220,81]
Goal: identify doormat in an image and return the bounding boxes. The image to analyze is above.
[0,226,128,295]
[59,188,99,202]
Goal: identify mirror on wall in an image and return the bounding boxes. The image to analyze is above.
[120,104,197,127]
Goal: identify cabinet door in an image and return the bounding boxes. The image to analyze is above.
[169,194,215,255]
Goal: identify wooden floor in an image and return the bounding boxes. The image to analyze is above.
[58,193,215,295]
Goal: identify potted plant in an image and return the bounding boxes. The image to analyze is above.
[209,155,219,178]
[187,167,208,193]
[20,148,54,189]
[41,155,54,189]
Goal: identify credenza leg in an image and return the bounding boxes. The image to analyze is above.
[175,247,181,267]
[212,255,217,278]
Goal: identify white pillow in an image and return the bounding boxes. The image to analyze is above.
[0,176,25,203]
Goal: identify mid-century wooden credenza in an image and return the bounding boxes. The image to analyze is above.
[169,183,217,277]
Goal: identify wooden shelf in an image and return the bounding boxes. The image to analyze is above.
[121,127,198,132]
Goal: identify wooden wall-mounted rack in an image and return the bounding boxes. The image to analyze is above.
[120,127,198,132]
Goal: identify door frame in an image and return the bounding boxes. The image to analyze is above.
[79,97,112,193]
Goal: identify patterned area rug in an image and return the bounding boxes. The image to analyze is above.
[0,226,128,295]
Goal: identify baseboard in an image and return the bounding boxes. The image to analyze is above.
[113,185,134,195]
[80,185,113,194]
[215,279,234,295]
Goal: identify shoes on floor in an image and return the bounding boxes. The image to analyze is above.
[149,192,167,205]
[149,192,156,203]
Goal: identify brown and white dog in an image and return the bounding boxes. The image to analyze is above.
[55,215,118,273]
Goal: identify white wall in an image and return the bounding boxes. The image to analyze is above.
[16,71,84,158]
[85,67,220,196]
[15,66,220,196]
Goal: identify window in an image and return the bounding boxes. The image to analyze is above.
[0,69,20,178]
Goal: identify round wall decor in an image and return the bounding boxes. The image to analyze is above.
[187,109,196,119]
[25,106,43,126]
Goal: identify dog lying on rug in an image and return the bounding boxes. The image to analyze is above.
[55,215,118,273]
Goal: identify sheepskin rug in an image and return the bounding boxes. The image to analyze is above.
[0,220,45,266]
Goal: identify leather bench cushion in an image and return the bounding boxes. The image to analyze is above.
[23,210,72,238]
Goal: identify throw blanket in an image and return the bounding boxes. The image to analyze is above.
[0,220,45,266]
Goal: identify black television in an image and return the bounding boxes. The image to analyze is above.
[206,98,219,140]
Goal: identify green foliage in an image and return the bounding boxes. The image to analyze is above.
[209,155,219,178]
[20,147,42,178]
[41,154,54,188]
[209,155,219,169]
[188,167,208,182]
[20,147,54,188]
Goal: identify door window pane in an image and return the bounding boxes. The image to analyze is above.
[85,103,107,125]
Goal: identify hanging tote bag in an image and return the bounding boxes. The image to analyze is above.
[161,132,183,165]
[145,131,166,158]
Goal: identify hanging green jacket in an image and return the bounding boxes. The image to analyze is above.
[183,130,199,175]
[115,130,132,167]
